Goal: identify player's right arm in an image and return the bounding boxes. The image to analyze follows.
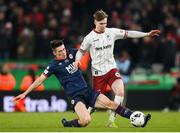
[13,74,47,102]
[74,49,85,68]
[75,36,91,68]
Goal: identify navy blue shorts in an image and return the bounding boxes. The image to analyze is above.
[68,87,100,109]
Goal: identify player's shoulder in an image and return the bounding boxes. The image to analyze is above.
[47,59,59,67]
[107,27,119,31]
[67,48,78,54]
[107,27,125,35]
[65,48,77,59]
[85,30,96,38]
[68,47,78,51]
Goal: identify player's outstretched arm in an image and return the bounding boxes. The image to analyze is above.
[126,29,160,38]
[13,74,47,102]
[147,29,160,37]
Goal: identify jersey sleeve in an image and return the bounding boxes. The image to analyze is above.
[110,28,126,40]
[80,36,91,51]
[71,48,78,55]
[43,64,54,77]
[69,48,78,60]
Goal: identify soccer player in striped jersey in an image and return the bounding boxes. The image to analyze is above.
[75,10,160,127]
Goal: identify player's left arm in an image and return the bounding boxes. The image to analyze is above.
[125,29,160,38]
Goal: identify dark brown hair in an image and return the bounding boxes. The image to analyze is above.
[50,39,64,50]
[93,10,108,21]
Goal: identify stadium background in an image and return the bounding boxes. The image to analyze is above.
[0,0,179,112]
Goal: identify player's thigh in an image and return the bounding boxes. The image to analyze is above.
[111,79,124,96]
[74,102,91,122]
[93,76,107,93]
[94,94,117,110]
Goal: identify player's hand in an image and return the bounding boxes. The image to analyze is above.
[13,93,26,102]
[73,61,81,69]
[147,29,160,37]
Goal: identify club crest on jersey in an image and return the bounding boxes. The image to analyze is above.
[69,54,73,59]
[71,100,75,105]
[115,72,121,77]
[106,34,111,41]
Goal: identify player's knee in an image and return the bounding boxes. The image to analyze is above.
[112,81,124,96]
[106,101,116,110]
[79,115,91,126]
[114,89,124,96]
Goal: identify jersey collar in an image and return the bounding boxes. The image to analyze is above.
[93,28,105,34]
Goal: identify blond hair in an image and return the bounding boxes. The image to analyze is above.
[93,10,108,21]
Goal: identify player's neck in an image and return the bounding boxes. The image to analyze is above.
[55,57,66,61]
[93,28,105,34]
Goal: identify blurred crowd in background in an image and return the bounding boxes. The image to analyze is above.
[0,0,179,71]
[0,0,179,111]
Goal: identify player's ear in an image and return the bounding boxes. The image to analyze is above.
[53,50,56,56]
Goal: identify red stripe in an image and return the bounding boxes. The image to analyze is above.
[124,30,128,38]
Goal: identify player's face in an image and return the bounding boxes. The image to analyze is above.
[95,18,107,33]
[53,44,67,60]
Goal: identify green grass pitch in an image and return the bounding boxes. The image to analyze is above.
[0,111,180,132]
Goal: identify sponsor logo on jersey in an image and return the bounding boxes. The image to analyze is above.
[95,47,103,51]
[103,45,111,49]
[93,39,99,42]
[71,100,75,105]
[95,45,112,51]
[66,63,78,74]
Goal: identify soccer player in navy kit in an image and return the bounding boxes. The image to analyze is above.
[14,39,151,127]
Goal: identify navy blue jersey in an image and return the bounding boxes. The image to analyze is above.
[43,48,88,97]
